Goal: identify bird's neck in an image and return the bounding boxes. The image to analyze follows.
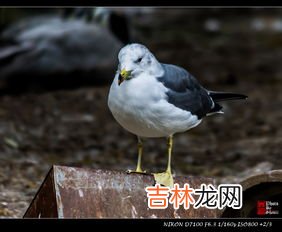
[148,61,164,77]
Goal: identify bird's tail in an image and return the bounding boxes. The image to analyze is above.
[209,91,248,102]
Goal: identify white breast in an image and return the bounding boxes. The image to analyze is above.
[108,73,201,138]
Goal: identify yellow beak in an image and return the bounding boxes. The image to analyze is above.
[118,69,131,85]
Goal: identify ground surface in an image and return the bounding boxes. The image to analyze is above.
[0,9,282,217]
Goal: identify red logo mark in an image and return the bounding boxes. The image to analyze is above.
[257,201,266,215]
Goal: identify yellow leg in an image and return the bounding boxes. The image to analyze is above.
[127,137,146,174]
[135,137,144,172]
[153,135,174,187]
[166,135,172,174]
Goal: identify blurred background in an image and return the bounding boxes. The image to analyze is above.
[0,7,281,217]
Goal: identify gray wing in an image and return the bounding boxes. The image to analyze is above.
[157,63,218,119]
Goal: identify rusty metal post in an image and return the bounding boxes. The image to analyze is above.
[24,165,218,218]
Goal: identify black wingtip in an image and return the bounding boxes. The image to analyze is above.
[209,91,248,102]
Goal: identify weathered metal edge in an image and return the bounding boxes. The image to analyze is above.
[240,169,282,191]
[23,166,58,218]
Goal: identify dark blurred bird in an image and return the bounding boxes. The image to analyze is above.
[0,8,130,93]
[62,7,130,44]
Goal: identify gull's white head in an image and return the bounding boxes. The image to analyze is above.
[116,43,163,85]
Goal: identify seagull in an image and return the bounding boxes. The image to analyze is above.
[108,43,247,187]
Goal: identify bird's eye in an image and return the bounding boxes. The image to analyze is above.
[135,57,142,63]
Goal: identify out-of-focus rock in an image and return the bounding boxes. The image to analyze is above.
[204,18,221,32]
[251,17,282,32]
